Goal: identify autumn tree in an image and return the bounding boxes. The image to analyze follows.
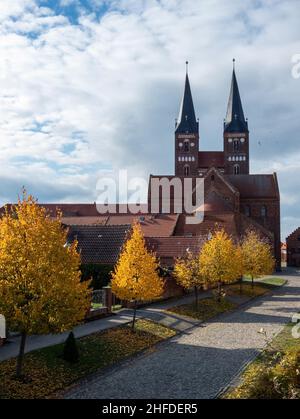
[235,245,245,294]
[199,230,239,302]
[111,222,164,331]
[174,250,204,308]
[241,230,275,288]
[0,191,91,378]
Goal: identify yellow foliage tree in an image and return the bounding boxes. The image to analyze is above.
[0,191,91,378]
[111,222,164,330]
[241,230,275,288]
[174,250,204,308]
[199,230,239,302]
[235,244,245,294]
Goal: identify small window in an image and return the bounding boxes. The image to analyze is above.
[184,165,190,176]
[233,139,239,152]
[261,205,267,217]
[234,164,240,175]
[245,205,251,217]
[211,175,215,181]
[183,140,190,152]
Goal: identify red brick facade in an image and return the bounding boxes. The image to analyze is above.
[149,65,281,269]
[287,228,300,267]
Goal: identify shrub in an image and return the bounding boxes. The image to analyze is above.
[228,348,300,399]
[63,332,79,364]
[272,349,300,398]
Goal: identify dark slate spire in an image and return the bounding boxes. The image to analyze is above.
[175,62,198,134]
[224,60,248,133]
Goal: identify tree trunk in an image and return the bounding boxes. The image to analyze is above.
[132,301,137,332]
[251,275,254,289]
[16,332,27,379]
[217,282,222,303]
[239,277,243,295]
[194,286,199,309]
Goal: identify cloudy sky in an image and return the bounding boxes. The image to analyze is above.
[0,0,299,239]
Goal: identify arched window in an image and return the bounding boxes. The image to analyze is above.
[261,205,267,217]
[245,205,251,217]
[183,140,190,152]
[233,139,239,152]
[234,164,240,175]
[184,165,190,176]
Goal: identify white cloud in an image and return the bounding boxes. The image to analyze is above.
[0,0,299,239]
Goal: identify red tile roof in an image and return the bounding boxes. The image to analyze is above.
[0,203,149,217]
[225,174,279,199]
[174,212,238,238]
[62,214,179,238]
[146,237,203,259]
[62,216,108,225]
[106,214,179,237]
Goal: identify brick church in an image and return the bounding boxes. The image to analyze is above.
[0,62,281,271]
[149,62,281,269]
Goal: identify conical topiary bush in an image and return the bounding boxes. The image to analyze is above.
[63,331,79,363]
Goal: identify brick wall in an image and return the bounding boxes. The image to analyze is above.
[287,227,300,267]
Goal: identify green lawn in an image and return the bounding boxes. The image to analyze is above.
[166,298,236,321]
[242,277,286,286]
[91,302,103,309]
[260,277,286,286]
[167,277,286,321]
[0,319,176,399]
[224,322,300,399]
[227,277,286,298]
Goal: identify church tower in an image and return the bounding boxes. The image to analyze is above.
[175,63,199,177]
[223,60,249,175]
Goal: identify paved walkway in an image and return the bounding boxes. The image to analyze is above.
[0,292,212,362]
[0,285,250,363]
[65,269,300,399]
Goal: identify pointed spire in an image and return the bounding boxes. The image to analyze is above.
[224,60,248,133]
[175,63,198,134]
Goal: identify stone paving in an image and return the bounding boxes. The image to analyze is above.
[65,269,300,399]
[0,292,203,362]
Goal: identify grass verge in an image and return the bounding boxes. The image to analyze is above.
[166,298,236,321]
[223,322,300,399]
[0,319,176,399]
[166,277,286,321]
[227,277,286,298]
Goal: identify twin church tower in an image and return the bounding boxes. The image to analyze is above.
[175,61,249,177]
